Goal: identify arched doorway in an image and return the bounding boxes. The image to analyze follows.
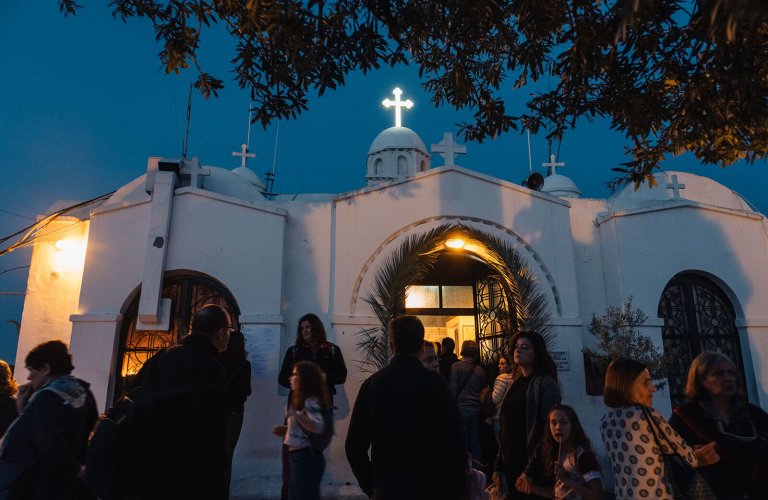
[358,224,551,372]
[405,253,511,363]
[114,272,240,399]
[658,273,744,406]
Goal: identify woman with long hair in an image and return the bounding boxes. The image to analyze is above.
[274,360,330,500]
[669,351,768,499]
[520,404,603,499]
[493,331,561,499]
[600,358,719,499]
[0,359,18,436]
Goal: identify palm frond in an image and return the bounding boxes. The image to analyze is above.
[355,223,553,372]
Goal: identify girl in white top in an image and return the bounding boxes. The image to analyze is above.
[517,404,604,499]
[600,358,719,500]
[274,360,328,500]
[491,355,516,444]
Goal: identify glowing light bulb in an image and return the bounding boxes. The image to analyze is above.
[445,238,465,249]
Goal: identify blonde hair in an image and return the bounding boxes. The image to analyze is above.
[0,360,17,398]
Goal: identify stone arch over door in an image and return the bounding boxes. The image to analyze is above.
[113,270,240,399]
[657,272,745,407]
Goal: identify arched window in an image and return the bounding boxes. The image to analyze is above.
[420,160,427,172]
[658,273,744,406]
[374,158,382,175]
[114,272,240,399]
[397,156,407,175]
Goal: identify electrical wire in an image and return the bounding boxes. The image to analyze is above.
[0,191,114,258]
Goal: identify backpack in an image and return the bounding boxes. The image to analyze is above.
[479,387,496,419]
[85,349,207,500]
[303,405,334,453]
[84,384,158,500]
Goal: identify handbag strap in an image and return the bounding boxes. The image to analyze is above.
[641,406,677,454]
[672,407,714,444]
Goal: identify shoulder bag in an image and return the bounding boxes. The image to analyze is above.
[641,406,716,500]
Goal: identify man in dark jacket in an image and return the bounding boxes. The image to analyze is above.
[345,316,467,499]
[128,304,232,500]
[439,336,459,381]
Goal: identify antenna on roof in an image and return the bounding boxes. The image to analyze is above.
[264,121,279,199]
[527,130,533,174]
[182,84,193,159]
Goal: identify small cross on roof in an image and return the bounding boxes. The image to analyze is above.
[542,154,565,175]
[431,132,466,166]
[232,143,256,169]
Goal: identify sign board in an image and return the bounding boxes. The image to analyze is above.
[551,351,570,371]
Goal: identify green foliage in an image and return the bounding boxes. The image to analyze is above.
[356,224,551,373]
[59,0,768,187]
[583,297,670,388]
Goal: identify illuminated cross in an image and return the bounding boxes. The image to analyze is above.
[431,132,466,166]
[666,174,686,199]
[232,143,256,168]
[542,154,565,175]
[382,87,414,127]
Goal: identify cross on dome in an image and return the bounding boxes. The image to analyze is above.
[542,154,565,176]
[431,132,466,166]
[666,174,686,200]
[232,143,256,169]
[382,88,414,128]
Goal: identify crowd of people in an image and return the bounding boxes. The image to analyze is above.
[0,307,765,500]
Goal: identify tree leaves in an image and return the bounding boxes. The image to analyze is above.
[61,0,768,187]
[583,296,671,388]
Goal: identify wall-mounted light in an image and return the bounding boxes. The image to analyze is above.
[52,238,87,274]
[445,238,466,249]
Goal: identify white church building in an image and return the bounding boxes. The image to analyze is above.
[14,89,768,498]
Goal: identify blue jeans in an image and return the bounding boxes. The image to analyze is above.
[288,447,325,500]
[461,411,483,465]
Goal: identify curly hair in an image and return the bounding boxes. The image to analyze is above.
[295,313,328,347]
[0,360,17,398]
[290,361,330,411]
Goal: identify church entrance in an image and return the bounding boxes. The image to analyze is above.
[114,272,240,400]
[357,223,550,374]
[404,253,512,364]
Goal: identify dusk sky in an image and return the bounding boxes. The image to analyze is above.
[1,2,766,361]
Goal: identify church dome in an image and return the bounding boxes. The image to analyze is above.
[365,126,432,187]
[542,173,582,198]
[232,165,266,190]
[368,126,428,155]
[609,171,754,213]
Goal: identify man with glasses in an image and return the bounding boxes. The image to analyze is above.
[126,304,233,500]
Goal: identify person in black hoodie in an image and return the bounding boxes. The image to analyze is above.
[0,340,97,500]
[125,304,233,500]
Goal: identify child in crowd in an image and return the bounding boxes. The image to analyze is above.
[516,404,603,499]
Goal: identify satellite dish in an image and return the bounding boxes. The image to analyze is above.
[522,172,545,191]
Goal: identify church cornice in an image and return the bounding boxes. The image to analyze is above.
[337,165,573,206]
[595,199,763,226]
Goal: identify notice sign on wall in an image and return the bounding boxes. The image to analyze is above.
[551,351,570,371]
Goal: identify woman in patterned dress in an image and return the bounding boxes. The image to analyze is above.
[600,358,720,499]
